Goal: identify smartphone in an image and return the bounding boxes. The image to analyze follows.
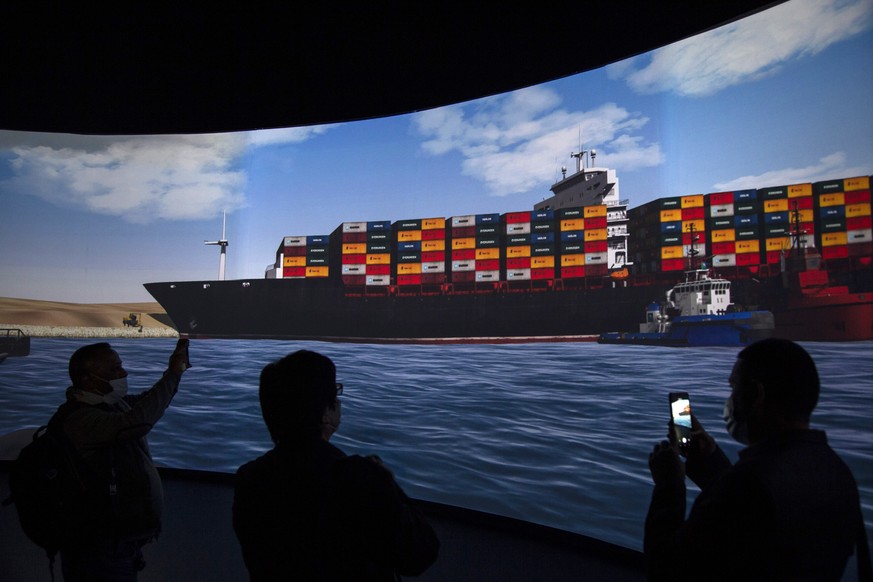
[176,336,191,368]
[668,392,693,448]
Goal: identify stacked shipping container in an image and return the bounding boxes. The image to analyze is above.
[278,235,330,279]
[447,213,501,284]
[814,176,872,260]
[394,217,447,286]
[330,220,392,286]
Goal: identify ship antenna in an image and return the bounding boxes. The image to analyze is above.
[790,199,804,258]
[204,211,229,280]
[686,222,700,272]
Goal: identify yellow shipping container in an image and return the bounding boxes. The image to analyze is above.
[765,237,790,251]
[506,245,531,258]
[422,240,446,251]
[583,205,607,218]
[397,263,421,274]
[283,256,306,267]
[422,217,446,230]
[796,209,814,223]
[764,199,789,213]
[397,230,422,242]
[660,209,682,223]
[366,253,391,265]
[584,228,608,242]
[787,183,812,198]
[846,203,872,218]
[844,176,871,191]
[661,245,684,260]
[735,240,760,253]
[531,256,555,268]
[451,237,475,250]
[711,229,737,243]
[682,219,705,234]
[560,218,584,231]
[821,232,848,247]
[681,194,704,209]
[305,267,329,278]
[561,254,585,267]
[475,247,500,260]
[342,243,366,254]
[818,193,845,207]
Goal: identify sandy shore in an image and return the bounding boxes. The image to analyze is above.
[0,297,179,338]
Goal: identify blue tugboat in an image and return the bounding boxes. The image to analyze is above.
[598,269,775,347]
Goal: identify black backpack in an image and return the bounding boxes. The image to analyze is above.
[4,403,89,566]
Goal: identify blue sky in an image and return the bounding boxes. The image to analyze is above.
[1,0,872,303]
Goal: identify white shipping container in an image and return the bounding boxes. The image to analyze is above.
[712,254,737,267]
[584,253,607,265]
[507,269,531,280]
[505,222,531,235]
[283,236,307,246]
[343,221,367,232]
[683,243,707,258]
[848,228,873,244]
[451,215,475,227]
[422,261,446,273]
[341,264,366,275]
[366,275,390,286]
[451,260,475,272]
[475,270,501,282]
[709,204,734,218]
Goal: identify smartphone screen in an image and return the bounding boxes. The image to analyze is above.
[669,392,693,447]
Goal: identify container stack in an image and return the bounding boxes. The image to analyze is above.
[333,220,392,286]
[656,197,686,272]
[394,217,447,287]
[529,209,557,281]
[582,205,609,278]
[447,213,501,284]
[502,211,533,282]
[814,177,872,260]
[558,207,586,279]
[278,235,330,278]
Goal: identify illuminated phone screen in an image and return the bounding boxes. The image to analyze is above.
[670,395,692,446]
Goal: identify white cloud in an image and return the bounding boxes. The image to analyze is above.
[1,125,337,224]
[413,86,663,196]
[713,152,869,190]
[610,0,873,97]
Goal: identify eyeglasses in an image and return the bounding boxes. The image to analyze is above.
[335,383,343,396]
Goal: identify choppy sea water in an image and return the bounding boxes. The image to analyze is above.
[1,338,871,553]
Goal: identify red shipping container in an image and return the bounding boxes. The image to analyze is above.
[342,275,366,286]
[531,267,554,280]
[822,245,849,260]
[765,251,785,264]
[450,271,475,283]
[421,273,445,285]
[283,267,306,278]
[397,274,422,286]
[683,231,706,245]
[661,258,685,271]
[712,242,736,255]
[451,249,475,260]
[848,242,873,258]
[342,232,367,243]
[366,264,391,275]
[585,264,609,277]
[421,228,446,240]
[505,211,531,224]
[341,254,366,264]
[584,216,608,229]
[845,190,871,205]
[560,266,586,279]
[736,252,761,266]
[788,196,813,210]
[451,226,476,238]
[584,240,608,253]
[476,259,500,271]
[681,207,705,221]
[421,250,445,262]
[847,216,873,230]
[506,257,531,270]
[283,246,307,257]
[709,191,734,205]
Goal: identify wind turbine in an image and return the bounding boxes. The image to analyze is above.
[204,211,229,280]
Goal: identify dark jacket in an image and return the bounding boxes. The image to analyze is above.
[645,429,865,581]
[233,438,439,581]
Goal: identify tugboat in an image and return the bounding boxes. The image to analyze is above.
[0,328,30,361]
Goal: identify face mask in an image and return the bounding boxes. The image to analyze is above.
[94,375,129,404]
[723,396,750,445]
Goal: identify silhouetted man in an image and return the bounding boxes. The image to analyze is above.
[645,338,869,581]
[233,349,439,581]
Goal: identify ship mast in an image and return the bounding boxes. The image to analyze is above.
[204,211,229,280]
[686,222,700,271]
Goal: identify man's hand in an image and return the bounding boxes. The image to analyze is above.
[168,338,191,375]
[649,440,685,485]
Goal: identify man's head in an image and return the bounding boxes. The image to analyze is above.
[69,342,128,396]
[725,338,819,444]
[259,350,341,444]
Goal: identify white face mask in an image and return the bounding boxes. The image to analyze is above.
[723,396,750,445]
[94,375,129,404]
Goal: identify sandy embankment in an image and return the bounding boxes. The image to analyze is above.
[0,297,179,338]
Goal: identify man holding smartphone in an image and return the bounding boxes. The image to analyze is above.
[645,338,869,581]
[55,339,191,581]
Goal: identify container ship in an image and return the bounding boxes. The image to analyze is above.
[145,159,873,343]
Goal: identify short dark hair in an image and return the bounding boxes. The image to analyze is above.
[69,342,114,387]
[259,350,337,443]
[736,338,819,421]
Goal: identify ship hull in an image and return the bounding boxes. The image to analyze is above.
[598,311,775,347]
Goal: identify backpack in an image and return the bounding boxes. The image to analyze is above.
[5,403,89,564]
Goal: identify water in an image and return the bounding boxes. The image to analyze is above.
[1,338,871,552]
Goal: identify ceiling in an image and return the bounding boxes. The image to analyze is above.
[2,2,783,135]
